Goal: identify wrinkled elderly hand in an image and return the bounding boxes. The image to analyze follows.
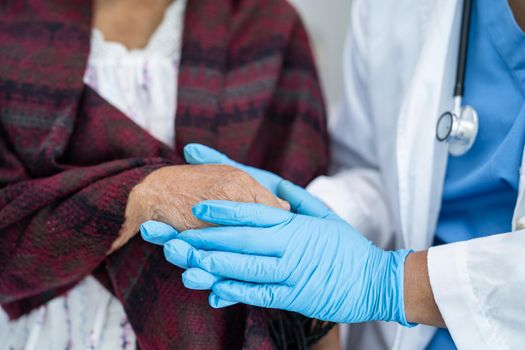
[183,144,284,194]
[110,164,288,253]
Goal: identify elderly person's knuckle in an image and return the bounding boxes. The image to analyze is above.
[230,168,252,184]
[210,167,251,191]
[256,193,275,206]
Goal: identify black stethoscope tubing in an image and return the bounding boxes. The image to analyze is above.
[436,0,479,157]
[454,0,473,98]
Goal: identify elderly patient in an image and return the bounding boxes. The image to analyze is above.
[0,0,331,349]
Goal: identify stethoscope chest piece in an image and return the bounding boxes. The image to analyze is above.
[435,0,479,157]
[436,104,478,156]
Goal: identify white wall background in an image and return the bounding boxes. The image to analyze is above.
[288,0,353,116]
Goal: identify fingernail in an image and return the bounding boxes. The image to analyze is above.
[280,180,294,189]
[184,145,199,161]
[209,293,237,308]
[141,221,170,237]
[182,268,217,290]
[164,240,191,269]
[192,204,206,218]
[140,223,150,238]
[141,221,179,245]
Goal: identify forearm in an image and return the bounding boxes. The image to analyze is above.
[403,251,445,327]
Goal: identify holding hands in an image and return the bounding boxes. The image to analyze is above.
[141,144,414,326]
[112,144,287,252]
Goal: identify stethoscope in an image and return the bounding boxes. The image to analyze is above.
[435,0,478,156]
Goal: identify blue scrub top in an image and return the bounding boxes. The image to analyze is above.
[427,0,525,349]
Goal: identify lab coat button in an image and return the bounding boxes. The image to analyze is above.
[515,217,525,230]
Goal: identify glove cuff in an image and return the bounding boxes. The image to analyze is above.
[391,249,417,328]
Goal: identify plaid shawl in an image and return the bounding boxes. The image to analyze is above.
[0,0,329,348]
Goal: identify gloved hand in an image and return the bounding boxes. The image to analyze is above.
[140,220,226,291]
[183,143,283,194]
[142,143,285,298]
[146,180,414,326]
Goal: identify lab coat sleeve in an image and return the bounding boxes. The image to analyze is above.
[307,0,393,249]
[428,231,525,350]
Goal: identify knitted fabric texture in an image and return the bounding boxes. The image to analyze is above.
[0,0,329,348]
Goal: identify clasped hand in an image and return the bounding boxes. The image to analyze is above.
[141,145,413,326]
[111,145,287,252]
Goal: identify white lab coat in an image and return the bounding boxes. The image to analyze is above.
[306,0,525,349]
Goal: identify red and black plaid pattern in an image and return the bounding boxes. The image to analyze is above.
[0,0,329,349]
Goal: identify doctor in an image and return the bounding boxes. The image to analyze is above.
[140,0,525,348]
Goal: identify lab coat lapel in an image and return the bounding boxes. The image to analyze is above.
[395,0,462,250]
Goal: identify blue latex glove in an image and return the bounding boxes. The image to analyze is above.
[140,221,227,291]
[142,144,284,305]
[183,143,283,194]
[158,180,414,326]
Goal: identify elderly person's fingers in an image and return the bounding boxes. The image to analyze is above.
[115,164,288,253]
[183,143,284,195]
[253,184,290,210]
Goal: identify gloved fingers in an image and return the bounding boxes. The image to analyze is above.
[182,267,223,290]
[212,280,291,309]
[183,143,283,194]
[183,143,237,166]
[193,200,292,227]
[179,226,284,256]
[163,239,193,269]
[209,292,238,308]
[277,180,340,221]
[164,239,286,283]
[140,220,179,245]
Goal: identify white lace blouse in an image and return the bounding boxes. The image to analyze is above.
[0,1,186,348]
